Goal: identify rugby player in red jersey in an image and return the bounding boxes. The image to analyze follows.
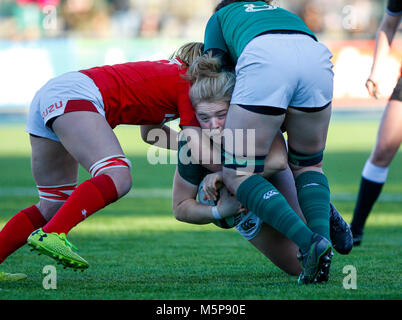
[0,42,206,279]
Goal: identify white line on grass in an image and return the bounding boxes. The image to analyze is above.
[0,187,401,202]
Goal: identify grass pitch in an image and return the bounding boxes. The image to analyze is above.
[0,116,401,300]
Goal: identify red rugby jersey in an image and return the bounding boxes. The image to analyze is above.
[79,59,200,129]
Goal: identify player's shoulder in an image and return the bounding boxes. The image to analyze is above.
[149,58,188,76]
[114,59,186,72]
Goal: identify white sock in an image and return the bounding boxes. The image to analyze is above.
[362,160,389,184]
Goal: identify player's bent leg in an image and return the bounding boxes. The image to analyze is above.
[26,134,89,269]
[284,104,334,283]
[247,167,305,276]
[270,165,352,254]
[351,99,402,245]
[245,221,302,276]
[370,99,402,167]
[44,111,132,234]
[29,112,132,270]
[285,105,332,242]
[222,105,331,283]
[0,135,77,276]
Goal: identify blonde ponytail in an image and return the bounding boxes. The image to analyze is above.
[186,52,222,83]
[170,42,204,67]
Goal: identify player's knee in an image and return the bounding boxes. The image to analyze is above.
[173,209,186,223]
[105,169,132,198]
[89,155,132,198]
[371,142,398,167]
[264,151,288,174]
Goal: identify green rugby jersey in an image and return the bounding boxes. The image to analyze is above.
[204,1,317,63]
[177,140,211,186]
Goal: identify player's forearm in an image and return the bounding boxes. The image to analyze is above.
[141,125,178,150]
[370,14,399,78]
[161,125,178,150]
[174,199,214,224]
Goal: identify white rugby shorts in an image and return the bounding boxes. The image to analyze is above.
[26,71,105,142]
[231,33,334,110]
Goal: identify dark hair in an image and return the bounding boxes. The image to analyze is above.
[214,0,272,12]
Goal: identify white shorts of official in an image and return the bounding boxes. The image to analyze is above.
[231,33,334,110]
[26,71,105,142]
[235,211,263,241]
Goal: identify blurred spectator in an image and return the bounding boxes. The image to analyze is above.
[109,0,141,37]
[0,0,397,40]
[301,1,324,34]
[60,0,111,38]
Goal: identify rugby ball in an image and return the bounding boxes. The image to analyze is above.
[197,180,244,229]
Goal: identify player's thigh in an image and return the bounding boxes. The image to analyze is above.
[224,104,285,156]
[222,104,285,193]
[52,112,124,170]
[249,223,301,276]
[371,99,402,166]
[284,104,332,155]
[52,111,132,195]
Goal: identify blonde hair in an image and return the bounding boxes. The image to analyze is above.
[187,53,235,107]
[170,42,204,67]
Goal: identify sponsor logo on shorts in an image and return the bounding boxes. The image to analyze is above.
[263,190,279,200]
[41,101,63,119]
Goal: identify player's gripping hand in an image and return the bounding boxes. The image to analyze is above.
[366,77,379,99]
[216,188,244,219]
[202,172,224,202]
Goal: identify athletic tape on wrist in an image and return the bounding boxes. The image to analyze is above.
[211,206,222,220]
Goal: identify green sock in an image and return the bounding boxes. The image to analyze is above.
[236,175,313,253]
[295,171,331,243]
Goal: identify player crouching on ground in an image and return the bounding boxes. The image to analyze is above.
[173,65,352,284]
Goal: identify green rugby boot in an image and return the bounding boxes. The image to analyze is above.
[27,228,88,271]
[298,233,333,284]
[0,270,27,281]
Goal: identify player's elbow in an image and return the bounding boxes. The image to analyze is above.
[173,200,189,222]
[173,206,188,223]
[140,129,153,145]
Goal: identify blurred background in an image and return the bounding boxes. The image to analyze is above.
[0,0,401,116]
